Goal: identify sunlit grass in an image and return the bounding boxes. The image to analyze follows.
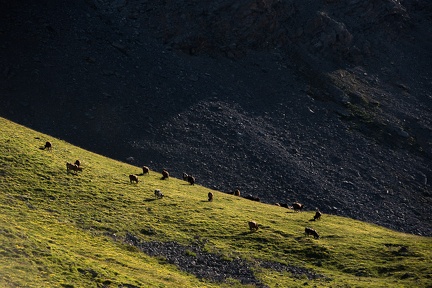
[0,117,431,287]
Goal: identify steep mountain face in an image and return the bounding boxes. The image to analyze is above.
[1,0,431,235]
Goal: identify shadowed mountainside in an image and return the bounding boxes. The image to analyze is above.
[0,0,431,235]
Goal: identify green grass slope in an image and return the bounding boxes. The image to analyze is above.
[0,117,431,288]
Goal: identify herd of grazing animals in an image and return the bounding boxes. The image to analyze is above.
[43,140,323,238]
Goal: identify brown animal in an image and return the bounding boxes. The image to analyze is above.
[161,169,169,180]
[44,141,52,150]
[187,175,195,185]
[313,209,322,221]
[154,189,164,199]
[74,160,81,167]
[234,189,241,196]
[129,174,139,183]
[248,221,259,231]
[292,202,304,212]
[142,166,150,175]
[182,173,196,185]
[305,227,319,239]
[66,162,83,173]
[208,192,214,202]
[244,194,260,202]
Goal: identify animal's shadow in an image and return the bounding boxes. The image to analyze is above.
[143,198,158,202]
[66,172,79,176]
[136,173,151,176]
[238,231,257,236]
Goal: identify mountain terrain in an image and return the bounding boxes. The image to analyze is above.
[0,0,431,236]
[1,116,431,287]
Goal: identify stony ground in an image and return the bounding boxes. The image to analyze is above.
[122,232,325,286]
[0,0,431,236]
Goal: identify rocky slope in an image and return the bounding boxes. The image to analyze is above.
[122,233,325,286]
[1,0,431,235]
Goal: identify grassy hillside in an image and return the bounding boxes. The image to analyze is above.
[0,117,430,288]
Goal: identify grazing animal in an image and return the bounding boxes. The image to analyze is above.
[183,173,196,185]
[244,194,260,202]
[129,174,139,183]
[234,189,241,196]
[208,192,214,202]
[280,203,289,208]
[248,221,259,231]
[187,175,195,185]
[292,202,304,212]
[66,162,82,173]
[313,209,322,221]
[74,160,81,167]
[142,166,150,175]
[183,173,195,185]
[44,141,52,150]
[154,189,164,199]
[305,227,320,239]
[161,169,169,180]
